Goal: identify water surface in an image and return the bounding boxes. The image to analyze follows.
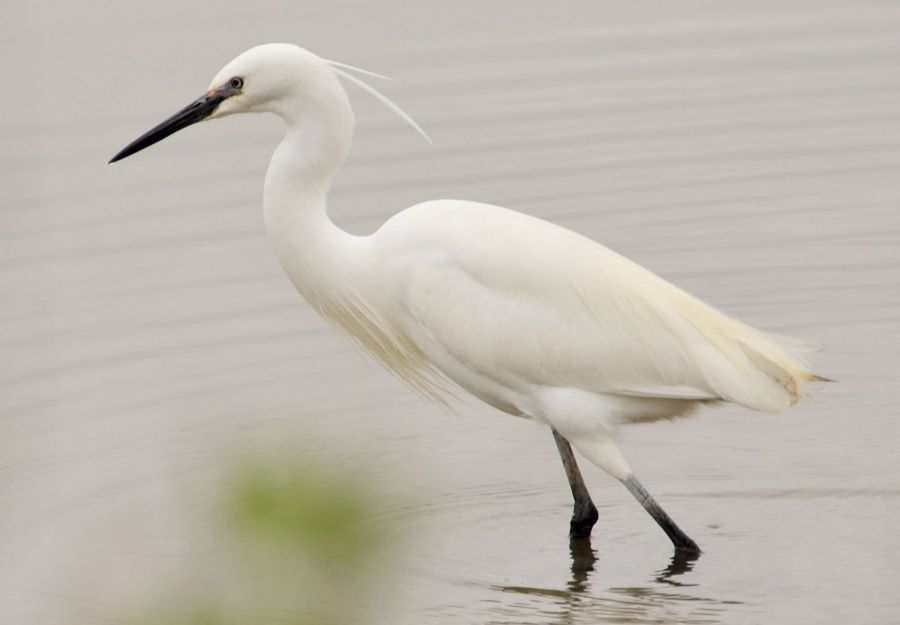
[2,2,899,624]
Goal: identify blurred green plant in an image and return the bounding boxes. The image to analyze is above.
[129,452,412,625]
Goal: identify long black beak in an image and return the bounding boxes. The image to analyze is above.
[109,87,230,163]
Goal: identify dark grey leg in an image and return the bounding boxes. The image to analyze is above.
[552,429,599,539]
[623,474,701,553]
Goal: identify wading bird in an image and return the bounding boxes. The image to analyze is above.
[111,44,825,553]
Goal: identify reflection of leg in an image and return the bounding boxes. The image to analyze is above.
[656,548,701,586]
[552,429,599,539]
[623,474,701,553]
[567,535,597,594]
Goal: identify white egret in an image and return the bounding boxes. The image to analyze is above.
[111,44,826,553]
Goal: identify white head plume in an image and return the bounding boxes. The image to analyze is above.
[325,59,431,144]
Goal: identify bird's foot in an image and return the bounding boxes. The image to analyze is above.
[568,499,599,539]
[671,533,701,555]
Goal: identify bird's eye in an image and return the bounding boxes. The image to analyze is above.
[229,76,244,90]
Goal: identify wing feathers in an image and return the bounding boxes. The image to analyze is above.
[374,201,824,415]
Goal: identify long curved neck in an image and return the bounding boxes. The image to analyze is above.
[261,105,437,398]
[263,124,364,310]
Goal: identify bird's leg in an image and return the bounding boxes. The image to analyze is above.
[552,429,599,539]
[623,473,701,554]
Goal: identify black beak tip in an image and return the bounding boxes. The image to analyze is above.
[109,139,148,164]
[108,147,131,164]
[109,141,142,164]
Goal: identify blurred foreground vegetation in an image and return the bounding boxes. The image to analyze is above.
[130,454,411,625]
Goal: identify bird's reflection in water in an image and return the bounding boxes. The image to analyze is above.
[495,539,738,624]
[654,548,700,587]
[566,536,597,595]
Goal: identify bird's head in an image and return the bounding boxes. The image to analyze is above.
[208,44,347,120]
[110,44,428,165]
[109,44,356,164]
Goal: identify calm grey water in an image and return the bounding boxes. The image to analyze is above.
[3,2,899,624]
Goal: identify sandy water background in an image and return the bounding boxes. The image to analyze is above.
[3,2,899,623]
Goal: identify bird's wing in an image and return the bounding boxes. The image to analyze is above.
[375,201,816,413]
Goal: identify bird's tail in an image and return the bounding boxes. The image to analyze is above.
[736,331,829,407]
[700,318,833,412]
[655,280,830,413]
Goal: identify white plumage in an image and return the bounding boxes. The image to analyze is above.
[111,43,824,552]
[372,200,817,413]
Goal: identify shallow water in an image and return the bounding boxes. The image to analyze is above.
[3,1,899,623]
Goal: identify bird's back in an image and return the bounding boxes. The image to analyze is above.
[364,200,820,418]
